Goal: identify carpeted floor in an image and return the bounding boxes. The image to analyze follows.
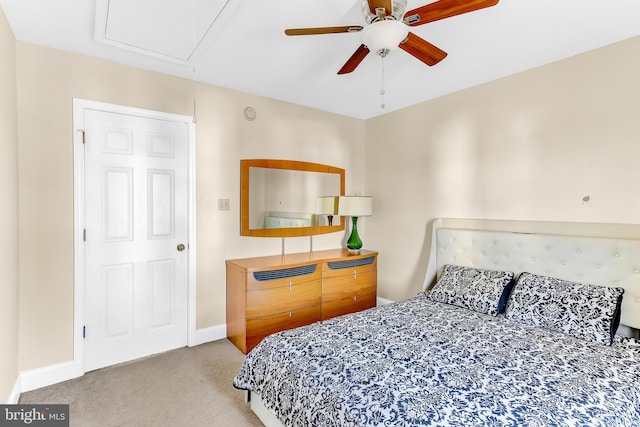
[19,339,263,427]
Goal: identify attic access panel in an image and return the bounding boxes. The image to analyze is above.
[95,0,228,64]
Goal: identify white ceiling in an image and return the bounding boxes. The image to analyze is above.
[2,0,640,119]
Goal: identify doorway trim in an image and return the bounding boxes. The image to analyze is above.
[72,98,197,374]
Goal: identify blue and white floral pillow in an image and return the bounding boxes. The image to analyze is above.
[428,264,515,316]
[505,272,624,345]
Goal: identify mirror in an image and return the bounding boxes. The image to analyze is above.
[241,159,345,237]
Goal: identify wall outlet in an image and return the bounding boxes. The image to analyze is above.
[218,199,230,211]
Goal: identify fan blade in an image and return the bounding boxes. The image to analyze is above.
[337,44,371,74]
[285,26,363,36]
[404,0,499,26]
[399,32,447,66]
[367,0,392,16]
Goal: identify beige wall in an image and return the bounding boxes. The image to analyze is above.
[365,36,640,302]
[0,6,19,402]
[15,42,365,371]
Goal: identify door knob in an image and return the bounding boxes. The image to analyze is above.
[177,243,186,252]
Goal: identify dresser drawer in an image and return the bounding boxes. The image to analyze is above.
[321,291,376,321]
[246,279,321,318]
[246,303,321,352]
[322,256,377,279]
[247,263,321,291]
[322,270,377,301]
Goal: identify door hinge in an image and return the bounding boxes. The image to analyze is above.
[82,326,86,338]
[82,131,86,144]
[83,229,86,241]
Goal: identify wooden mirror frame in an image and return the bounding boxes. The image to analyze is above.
[240,159,346,237]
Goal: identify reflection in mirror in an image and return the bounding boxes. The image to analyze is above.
[249,168,340,229]
[315,196,339,226]
[240,160,345,237]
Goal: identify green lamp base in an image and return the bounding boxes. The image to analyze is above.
[346,216,363,253]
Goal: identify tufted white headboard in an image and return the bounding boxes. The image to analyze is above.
[423,219,640,331]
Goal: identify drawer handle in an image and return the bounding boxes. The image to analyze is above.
[353,296,357,302]
[289,280,292,291]
[354,270,357,279]
[289,311,292,318]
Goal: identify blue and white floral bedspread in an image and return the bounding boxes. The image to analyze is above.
[233,293,640,426]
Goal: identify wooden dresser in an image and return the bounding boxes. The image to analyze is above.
[226,249,377,354]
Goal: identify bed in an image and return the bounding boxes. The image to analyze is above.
[263,211,316,228]
[233,218,640,426]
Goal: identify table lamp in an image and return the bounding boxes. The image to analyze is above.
[338,196,373,253]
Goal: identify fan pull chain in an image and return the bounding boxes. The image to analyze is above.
[380,56,386,109]
[192,68,198,123]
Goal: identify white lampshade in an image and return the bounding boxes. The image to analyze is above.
[315,196,338,215]
[361,20,409,57]
[338,196,373,217]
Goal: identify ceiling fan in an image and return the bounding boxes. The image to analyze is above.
[285,0,499,74]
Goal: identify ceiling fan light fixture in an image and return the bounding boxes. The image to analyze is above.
[362,0,407,23]
[361,20,409,57]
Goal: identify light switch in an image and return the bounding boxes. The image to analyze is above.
[218,199,230,211]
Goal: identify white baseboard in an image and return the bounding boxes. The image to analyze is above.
[377,297,394,306]
[19,360,82,394]
[7,376,21,404]
[192,324,227,346]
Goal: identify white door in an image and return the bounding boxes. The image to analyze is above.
[83,109,189,371]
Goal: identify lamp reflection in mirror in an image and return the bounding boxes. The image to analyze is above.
[316,196,339,226]
[338,196,373,253]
